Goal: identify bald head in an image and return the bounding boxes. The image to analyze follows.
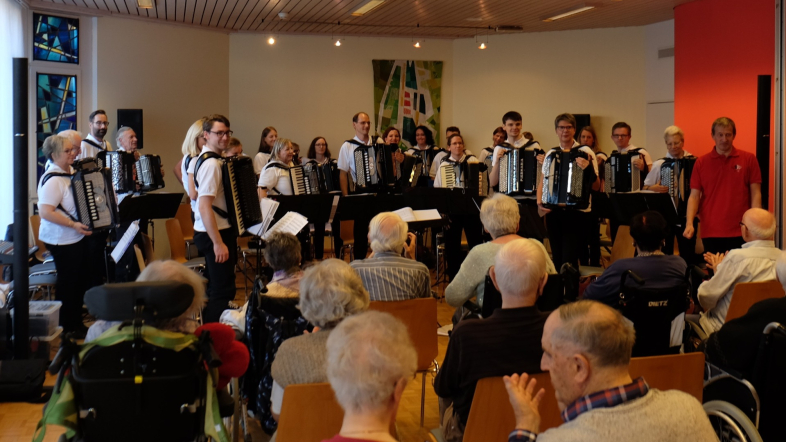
[368,212,408,254]
[493,239,547,302]
[742,208,776,241]
[57,130,82,156]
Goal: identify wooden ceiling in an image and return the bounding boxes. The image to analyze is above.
[28,0,687,37]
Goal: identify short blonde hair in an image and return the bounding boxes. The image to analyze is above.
[182,118,207,157]
[137,260,207,333]
[327,311,417,414]
[663,125,684,142]
[480,193,520,238]
[369,212,408,254]
[298,259,369,328]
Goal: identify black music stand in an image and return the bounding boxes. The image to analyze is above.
[268,194,336,226]
[608,192,678,227]
[118,192,184,223]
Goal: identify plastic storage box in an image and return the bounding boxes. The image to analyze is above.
[11,300,62,337]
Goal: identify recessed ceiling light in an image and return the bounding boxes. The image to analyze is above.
[335,39,341,47]
[137,0,153,8]
[466,17,482,22]
[543,5,595,22]
[268,37,276,45]
[352,0,385,16]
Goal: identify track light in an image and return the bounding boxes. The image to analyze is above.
[268,36,276,45]
[543,4,595,22]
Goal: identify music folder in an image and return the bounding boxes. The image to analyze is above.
[608,192,678,226]
[117,192,184,223]
[269,194,336,227]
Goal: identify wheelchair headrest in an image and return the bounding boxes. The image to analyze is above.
[84,281,195,322]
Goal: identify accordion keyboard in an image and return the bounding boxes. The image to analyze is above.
[354,148,371,187]
[73,169,115,230]
[225,157,262,236]
[440,163,457,188]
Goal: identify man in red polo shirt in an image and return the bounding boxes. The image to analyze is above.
[683,117,762,255]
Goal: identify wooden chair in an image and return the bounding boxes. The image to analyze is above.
[725,280,785,323]
[369,298,438,426]
[164,218,205,272]
[30,214,49,262]
[580,226,635,276]
[174,204,195,259]
[628,352,705,402]
[338,220,354,261]
[134,244,146,272]
[276,383,344,442]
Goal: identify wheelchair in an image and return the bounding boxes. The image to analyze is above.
[34,281,230,442]
[702,322,786,442]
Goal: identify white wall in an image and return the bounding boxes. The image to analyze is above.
[644,20,675,160]
[229,34,454,152]
[451,27,647,154]
[96,16,229,259]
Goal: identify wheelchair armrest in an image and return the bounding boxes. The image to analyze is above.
[462,300,481,316]
[686,317,709,341]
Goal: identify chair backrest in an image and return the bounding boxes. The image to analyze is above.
[30,215,48,261]
[276,383,344,442]
[175,203,195,239]
[165,218,188,263]
[134,245,146,272]
[339,220,354,243]
[726,280,785,323]
[610,226,636,264]
[463,374,561,442]
[368,298,437,371]
[628,352,705,402]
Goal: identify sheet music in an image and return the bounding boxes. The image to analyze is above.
[393,207,416,222]
[263,211,309,240]
[393,207,441,222]
[248,198,280,237]
[111,220,139,263]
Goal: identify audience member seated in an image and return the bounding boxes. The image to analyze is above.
[504,300,717,442]
[270,259,369,420]
[704,250,786,379]
[435,239,549,441]
[445,194,555,310]
[697,208,779,335]
[85,260,206,342]
[582,211,687,307]
[321,311,417,442]
[349,212,430,301]
[263,232,304,298]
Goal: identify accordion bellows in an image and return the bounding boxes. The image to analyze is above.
[97,151,136,194]
[498,145,541,196]
[541,148,593,209]
[659,156,696,215]
[136,154,165,191]
[604,149,643,193]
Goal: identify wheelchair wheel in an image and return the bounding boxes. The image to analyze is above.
[703,400,762,442]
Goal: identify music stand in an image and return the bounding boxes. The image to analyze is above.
[608,192,679,227]
[118,192,184,223]
[269,194,336,226]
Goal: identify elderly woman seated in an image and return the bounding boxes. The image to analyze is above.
[321,311,417,442]
[263,231,304,298]
[445,193,555,311]
[269,258,369,420]
[85,260,206,342]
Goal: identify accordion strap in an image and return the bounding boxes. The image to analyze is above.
[41,172,79,223]
[82,138,105,151]
[193,151,223,189]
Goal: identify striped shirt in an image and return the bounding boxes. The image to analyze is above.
[350,251,431,301]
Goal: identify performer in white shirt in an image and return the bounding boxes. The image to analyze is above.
[253,126,277,175]
[337,112,375,258]
[80,110,112,159]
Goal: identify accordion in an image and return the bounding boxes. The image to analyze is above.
[375,143,399,189]
[401,155,424,188]
[317,159,340,192]
[439,159,489,196]
[352,144,378,193]
[97,151,137,194]
[604,149,643,193]
[659,156,696,216]
[222,156,263,237]
[136,154,165,192]
[289,163,320,195]
[71,168,119,231]
[498,143,543,196]
[541,148,594,210]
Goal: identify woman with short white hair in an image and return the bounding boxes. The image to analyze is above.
[322,311,417,442]
[444,193,555,313]
[269,259,369,420]
[257,137,296,199]
[368,212,408,255]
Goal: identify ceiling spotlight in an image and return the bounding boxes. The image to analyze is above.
[479,42,486,49]
[414,41,421,48]
[543,4,595,22]
[335,39,342,47]
[268,37,276,45]
[137,0,153,8]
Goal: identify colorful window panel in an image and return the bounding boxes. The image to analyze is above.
[36,73,77,180]
[33,13,79,64]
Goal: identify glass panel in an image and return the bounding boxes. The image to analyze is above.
[33,13,79,64]
[36,73,77,181]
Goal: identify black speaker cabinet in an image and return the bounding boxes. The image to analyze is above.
[117,109,144,150]
[573,114,591,141]
[756,75,771,210]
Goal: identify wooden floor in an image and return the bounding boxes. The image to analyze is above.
[0,257,456,442]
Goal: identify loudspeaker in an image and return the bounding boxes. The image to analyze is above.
[117,109,144,150]
[573,114,591,141]
[756,75,771,210]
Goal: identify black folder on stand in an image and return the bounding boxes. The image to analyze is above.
[608,192,678,226]
[118,192,184,222]
[269,194,337,227]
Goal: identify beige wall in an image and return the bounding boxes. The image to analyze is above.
[229,34,454,151]
[96,17,229,259]
[452,27,647,154]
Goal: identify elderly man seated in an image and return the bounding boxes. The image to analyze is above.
[583,210,687,306]
[321,311,417,442]
[349,212,430,301]
[504,300,717,441]
[696,208,780,335]
[445,193,555,310]
[435,239,549,441]
[703,250,786,379]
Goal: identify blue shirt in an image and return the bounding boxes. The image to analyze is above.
[583,255,688,307]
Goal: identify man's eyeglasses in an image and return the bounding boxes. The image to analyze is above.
[92,121,110,127]
[557,126,574,131]
[612,134,631,139]
[209,130,234,138]
[740,222,747,229]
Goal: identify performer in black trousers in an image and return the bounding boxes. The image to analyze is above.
[337,112,375,259]
[194,114,237,323]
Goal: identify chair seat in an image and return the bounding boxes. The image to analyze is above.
[579,265,604,277]
[183,257,206,268]
[30,262,57,276]
[10,273,58,289]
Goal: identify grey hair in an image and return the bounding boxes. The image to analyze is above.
[776,251,786,292]
[480,193,520,238]
[326,311,417,414]
[270,138,293,163]
[369,212,408,254]
[137,260,207,334]
[42,135,68,161]
[494,239,547,297]
[116,126,135,148]
[663,125,684,142]
[551,300,636,368]
[263,232,301,273]
[57,129,83,147]
[298,259,369,328]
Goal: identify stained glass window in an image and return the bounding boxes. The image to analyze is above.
[36,73,77,180]
[33,13,79,64]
